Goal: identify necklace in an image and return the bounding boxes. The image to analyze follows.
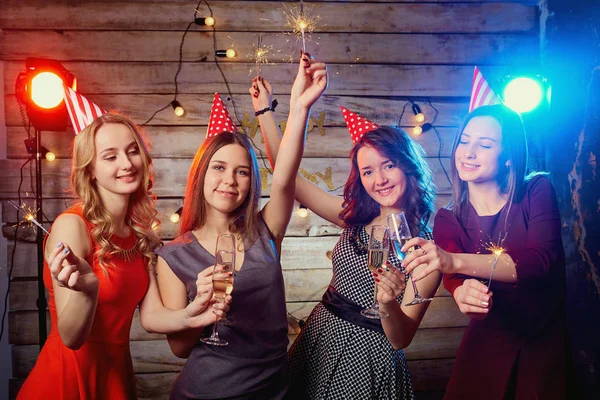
[113,239,140,262]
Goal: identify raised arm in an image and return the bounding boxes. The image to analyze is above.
[45,214,98,350]
[260,53,329,245]
[251,61,344,227]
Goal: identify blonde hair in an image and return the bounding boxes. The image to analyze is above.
[179,131,261,246]
[71,112,162,271]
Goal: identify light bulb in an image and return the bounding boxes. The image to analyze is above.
[297,205,308,218]
[205,17,215,26]
[415,113,425,123]
[412,126,423,136]
[226,49,237,59]
[170,213,180,223]
[171,100,184,117]
[45,151,56,162]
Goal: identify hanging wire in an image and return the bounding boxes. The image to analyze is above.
[141,1,204,126]
[426,99,452,187]
[0,159,31,342]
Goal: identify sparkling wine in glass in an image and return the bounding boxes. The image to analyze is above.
[387,212,433,306]
[361,225,390,319]
[200,234,235,346]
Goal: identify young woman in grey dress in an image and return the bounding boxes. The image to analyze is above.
[155,54,327,399]
[250,74,441,399]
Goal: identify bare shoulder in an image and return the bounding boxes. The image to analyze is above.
[46,213,91,258]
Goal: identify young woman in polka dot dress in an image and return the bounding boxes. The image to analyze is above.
[251,73,441,399]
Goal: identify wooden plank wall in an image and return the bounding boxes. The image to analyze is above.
[0,1,540,398]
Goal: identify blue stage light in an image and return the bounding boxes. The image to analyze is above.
[503,77,544,113]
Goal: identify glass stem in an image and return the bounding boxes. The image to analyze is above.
[373,281,379,308]
[211,302,222,338]
[409,274,421,298]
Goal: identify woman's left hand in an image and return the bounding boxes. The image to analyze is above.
[401,237,454,282]
[375,261,407,305]
[249,76,273,112]
[290,51,328,110]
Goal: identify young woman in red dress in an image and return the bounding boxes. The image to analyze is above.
[401,104,567,399]
[17,113,230,400]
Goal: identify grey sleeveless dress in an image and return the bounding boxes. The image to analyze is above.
[158,219,289,399]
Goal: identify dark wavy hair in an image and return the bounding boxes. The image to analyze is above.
[339,126,436,235]
[449,104,529,222]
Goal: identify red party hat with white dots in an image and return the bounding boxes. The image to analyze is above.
[340,106,380,144]
[206,93,238,138]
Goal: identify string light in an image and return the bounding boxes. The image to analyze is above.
[170,206,183,223]
[412,126,423,136]
[216,49,237,58]
[412,103,425,123]
[195,16,215,27]
[171,100,185,117]
[297,204,308,218]
[45,151,56,162]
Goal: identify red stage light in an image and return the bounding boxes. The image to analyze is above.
[16,58,77,131]
[30,72,65,109]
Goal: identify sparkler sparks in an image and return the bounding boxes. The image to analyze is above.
[8,200,50,235]
[485,232,508,289]
[248,35,276,76]
[284,1,322,53]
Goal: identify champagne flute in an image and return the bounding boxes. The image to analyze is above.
[200,234,235,346]
[387,212,433,306]
[360,225,390,319]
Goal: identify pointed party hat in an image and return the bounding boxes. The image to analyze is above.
[63,86,107,135]
[469,66,502,112]
[340,106,380,144]
[206,93,238,138]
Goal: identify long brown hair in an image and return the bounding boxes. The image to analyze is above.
[179,131,261,245]
[449,104,529,221]
[339,126,436,235]
[71,112,162,271]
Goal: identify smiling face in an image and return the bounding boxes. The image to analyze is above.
[356,145,408,211]
[454,116,506,186]
[203,143,252,216]
[90,123,144,203]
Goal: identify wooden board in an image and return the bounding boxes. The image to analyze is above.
[9,296,468,345]
[5,92,469,126]
[11,325,464,377]
[3,195,453,275]
[0,2,537,33]
[3,61,506,97]
[8,267,454,312]
[5,125,458,159]
[0,156,453,198]
[0,31,538,65]
[4,94,470,127]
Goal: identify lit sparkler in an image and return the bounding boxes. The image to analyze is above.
[485,231,508,289]
[284,1,321,53]
[249,34,276,77]
[8,200,50,235]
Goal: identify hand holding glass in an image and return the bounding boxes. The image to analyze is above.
[200,234,235,346]
[387,212,433,306]
[361,225,390,319]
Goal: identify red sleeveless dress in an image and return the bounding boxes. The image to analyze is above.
[17,206,150,400]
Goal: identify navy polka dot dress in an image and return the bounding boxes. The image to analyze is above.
[288,225,433,399]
